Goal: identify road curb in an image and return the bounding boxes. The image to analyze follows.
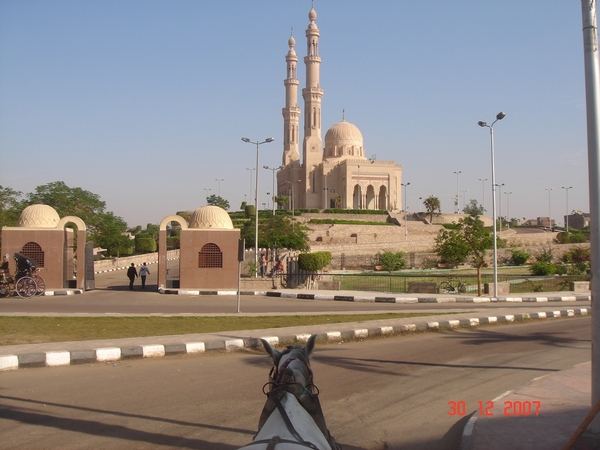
[0,307,589,372]
[157,289,591,303]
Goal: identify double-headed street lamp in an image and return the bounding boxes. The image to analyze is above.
[504,191,512,227]
[242,137,274,277]
[264,165,284,215]
[478,111,506,299]
[479,178,488,210]
[203,188,211,204]
[215,179,224,197]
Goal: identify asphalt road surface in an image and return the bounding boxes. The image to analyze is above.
[0,317,590,450]
[0,270,589,316]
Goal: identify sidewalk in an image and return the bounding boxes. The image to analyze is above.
[461,361,598,450]
[0,289,595,449]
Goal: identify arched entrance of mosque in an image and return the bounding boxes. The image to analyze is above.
[353,185,362,209]
[57,216,87,289]
[365,185,376,210]
[378,185,388,210]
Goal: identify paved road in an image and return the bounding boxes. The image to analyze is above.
[0,270,589,316]
[0,317,590,450]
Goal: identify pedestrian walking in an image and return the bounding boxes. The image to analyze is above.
[127,263,138,290]
[139,262,150,289]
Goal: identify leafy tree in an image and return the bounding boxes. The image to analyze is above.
[274,196,289,210]
[423,196,441,223]
[240,201,247,210]
[175,210,193,223]
[434,215,493,296]
[377,251,407,272]
[26,181,106,228]
[0,185,24,228]
[241,214,309,252]
[463,199,486,216]
[298,251,331,271]
[206,195,229,210]
[331,194,342,208]
[91,212,133,257]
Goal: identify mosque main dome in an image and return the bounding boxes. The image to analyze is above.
[18,204,60,228]
[188,205,234,229]
[324,120,364,148]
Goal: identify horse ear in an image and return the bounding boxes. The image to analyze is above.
[261,338,282,363]
[304,334,317,356]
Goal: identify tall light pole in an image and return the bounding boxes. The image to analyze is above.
[460,189,468,212]
[454,171,462,213]
[494,183,505,231]
[478,111,506,299]
[401,182,410,240]
[419,197,423,213]
[215,178,224,197]
[203,188,211,204]
[562,186,573,232]
[284,179,301,231]
[264,165,283,215]
[242,137,274,277]
[504,191,512,227]
[245,168,255,204]
[545,188,553,226]
[479,178,488,210]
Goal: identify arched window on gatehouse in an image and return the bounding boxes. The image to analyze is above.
[198,243,223,268]
[21,242,44,267]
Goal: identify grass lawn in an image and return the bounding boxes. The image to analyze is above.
[0,312,453,346]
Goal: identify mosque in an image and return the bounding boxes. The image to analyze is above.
[277,6,403,211]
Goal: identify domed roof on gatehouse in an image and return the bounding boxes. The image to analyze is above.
[18,204,60,228]
[325,120,364,148]
[188,206,233,229]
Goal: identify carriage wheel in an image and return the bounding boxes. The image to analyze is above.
[33,275,46,296]
[457,282,467,294]
[16,277,37,298]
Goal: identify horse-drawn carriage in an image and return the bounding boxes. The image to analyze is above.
[0,253,46,298]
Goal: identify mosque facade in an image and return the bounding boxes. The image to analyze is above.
[276,6,403,211]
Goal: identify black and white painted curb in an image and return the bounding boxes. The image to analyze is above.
[0,307,589,372]
[159,289,591,303]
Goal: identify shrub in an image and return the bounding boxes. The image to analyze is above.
[245,205,255,218]
[535,246,554,263]
[377,251,407,272]
[530,261,556,276]
[510,249,530,266]
[298,251,332,271]
[555,263,568,275]
[562,246,590,263]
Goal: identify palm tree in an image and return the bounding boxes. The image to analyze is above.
[424,196,441,223]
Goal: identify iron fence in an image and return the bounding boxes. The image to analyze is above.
[274,272,589,294]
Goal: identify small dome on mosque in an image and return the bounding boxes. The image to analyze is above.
[18,204,60,228]
[325,120,364,148]
[188,205,233,229]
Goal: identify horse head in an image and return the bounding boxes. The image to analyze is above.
[261,334,317,390]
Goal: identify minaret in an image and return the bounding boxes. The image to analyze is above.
[302,6,324,208]
[282,32,300,166]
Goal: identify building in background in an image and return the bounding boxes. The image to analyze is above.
[277,6,403,211]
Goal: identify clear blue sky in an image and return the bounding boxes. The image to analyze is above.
[0,0,590,227]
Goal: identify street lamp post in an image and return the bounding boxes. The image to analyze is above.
[545,188,553,227]
[454,171,462,213]
[460,189,468,212]
[264,165,283,215]
[203,188,211,204]
[215,179,224,197]
[478,111,506,299]
[245,168,255,204]
[401,182,410,240]
[242,137,274,277]
[494,183,505,231]
[479,178,488,210]
[562,186,573,232]
[504,192,512,227]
